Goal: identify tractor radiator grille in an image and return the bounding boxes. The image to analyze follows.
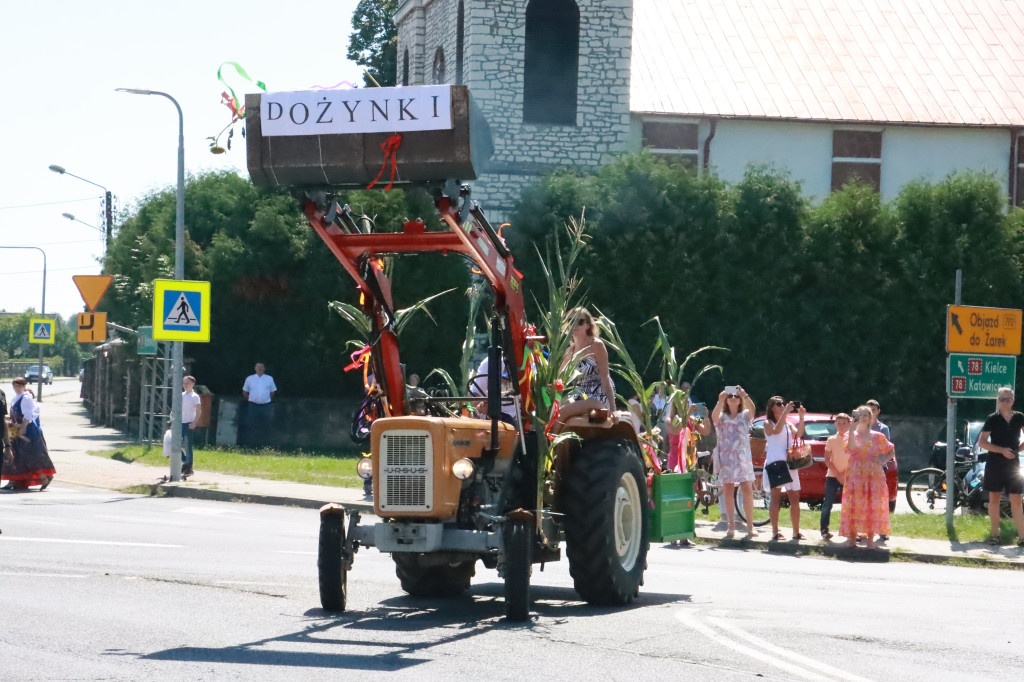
[379,430,433,512]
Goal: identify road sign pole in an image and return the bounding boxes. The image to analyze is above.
[947,269,962,534]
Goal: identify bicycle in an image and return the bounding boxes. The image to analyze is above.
[905,456,993,515]
[735,468,773,527]
[694,465,773,527]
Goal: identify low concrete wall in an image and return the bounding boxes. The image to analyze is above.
[887,416,944,475]
[214,396,364,452]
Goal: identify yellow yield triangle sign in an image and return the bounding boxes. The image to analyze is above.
[73,275,113,312]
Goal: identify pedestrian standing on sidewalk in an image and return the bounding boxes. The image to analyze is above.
[711,386,758,538]
[181,376,201,476]
[840,406,893,549]
[820,413,851,541]
[0,386,10,484]
[242,362,277,448]
[976,387,1024,547]
[866,399,893,540]
[2,377,55,491]
[763,396,805,542]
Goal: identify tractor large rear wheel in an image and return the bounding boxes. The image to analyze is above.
[563,439,649,605]
[393,554,475,597]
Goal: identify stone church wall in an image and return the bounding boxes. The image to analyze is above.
[396,0,634,219]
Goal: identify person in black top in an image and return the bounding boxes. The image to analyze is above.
[977,386,1024,547]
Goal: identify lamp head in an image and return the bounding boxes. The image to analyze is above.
[49,164,66,174]
[62,213,75,221]
[116,88,153,95]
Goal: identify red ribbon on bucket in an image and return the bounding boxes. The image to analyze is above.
[366,133,403,191]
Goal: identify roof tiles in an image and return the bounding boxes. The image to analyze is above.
[631,0,1024,125]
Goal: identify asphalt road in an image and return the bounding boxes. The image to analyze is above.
[2,484,1023,682]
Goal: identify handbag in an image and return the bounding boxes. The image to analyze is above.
[765,460,793,488]
[786,425,813,470]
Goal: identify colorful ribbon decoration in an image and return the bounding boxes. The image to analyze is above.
[543,380,564,442]
[209,62,266,153]
[343,345,371,372]
[366,133,403,191]
[217,61,266,123]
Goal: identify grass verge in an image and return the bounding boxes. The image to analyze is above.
[92,444,365,489]
[696,502,1020,544]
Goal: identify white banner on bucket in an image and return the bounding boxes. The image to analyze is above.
[261,85,453,136]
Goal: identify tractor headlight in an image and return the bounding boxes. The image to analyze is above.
[452,458,475,480]
[356,457,374,480]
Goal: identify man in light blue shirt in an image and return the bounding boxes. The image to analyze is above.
[242,363,277,447]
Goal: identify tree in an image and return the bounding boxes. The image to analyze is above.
[509,154,1024,417]
[101,171,467,398]
[348,0,399,87]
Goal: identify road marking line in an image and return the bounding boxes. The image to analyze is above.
[0,571,87,579]
[706,615,872,682]
[675,610,821,681]
[0,536,182,548]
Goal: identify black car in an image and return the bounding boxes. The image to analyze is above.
[25,364,53,385]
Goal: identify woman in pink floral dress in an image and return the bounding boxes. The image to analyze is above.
[840,405,895,549]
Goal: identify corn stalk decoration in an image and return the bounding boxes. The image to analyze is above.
[424,276,489,412]
[603,315,726,470]
[328,288,455,393]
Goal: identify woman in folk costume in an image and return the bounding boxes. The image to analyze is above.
[3,377,55,491]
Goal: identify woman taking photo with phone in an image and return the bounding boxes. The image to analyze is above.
[763,396,805,541]
[839,405,894,549]
[712,385,758,538]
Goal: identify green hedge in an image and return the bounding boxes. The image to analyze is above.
[508,153,1024,418]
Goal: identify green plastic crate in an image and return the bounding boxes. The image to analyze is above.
[649,472,695,542]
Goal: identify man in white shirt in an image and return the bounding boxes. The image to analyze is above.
[469,356,517,425]
[242,363,277,447]
[181,376,202,475]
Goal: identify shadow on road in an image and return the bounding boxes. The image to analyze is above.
[134,586,691,671]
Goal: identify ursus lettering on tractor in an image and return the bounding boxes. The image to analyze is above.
[246,85,657,621]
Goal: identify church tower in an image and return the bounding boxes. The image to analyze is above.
[395,0,634,218]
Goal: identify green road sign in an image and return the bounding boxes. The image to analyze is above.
[137,325,157,356]
[947,353,1017,399]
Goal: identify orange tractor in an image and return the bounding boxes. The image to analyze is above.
[246,85,664,620]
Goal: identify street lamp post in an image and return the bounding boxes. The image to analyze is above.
[61,212,105,237]
[0,246,47,400]
[48,165,113,252]
[116,88,185,482]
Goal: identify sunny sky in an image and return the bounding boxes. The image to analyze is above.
[0,0,363,321]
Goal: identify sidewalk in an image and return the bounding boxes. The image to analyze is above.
[14,381,1024,567]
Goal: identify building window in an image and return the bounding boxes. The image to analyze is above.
[402,49,409,86]
[832,130,882,192]
[456,1,465,85]
[523,0,580,125]
[642,121,699,168]
[432,47,446,84]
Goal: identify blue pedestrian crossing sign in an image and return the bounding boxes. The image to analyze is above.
[29,318,55,345]
[152,279,211,342]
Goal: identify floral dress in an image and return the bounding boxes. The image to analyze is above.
[716,410,755,484]
[839,430,893,538]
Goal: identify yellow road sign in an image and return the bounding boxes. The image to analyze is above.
[947,305,1022,355]
[77,312,108,343]
[152,279,211,342]
[29,318,55,344]
[72,275,113,312]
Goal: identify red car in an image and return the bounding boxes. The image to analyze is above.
[749,413,898,513]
